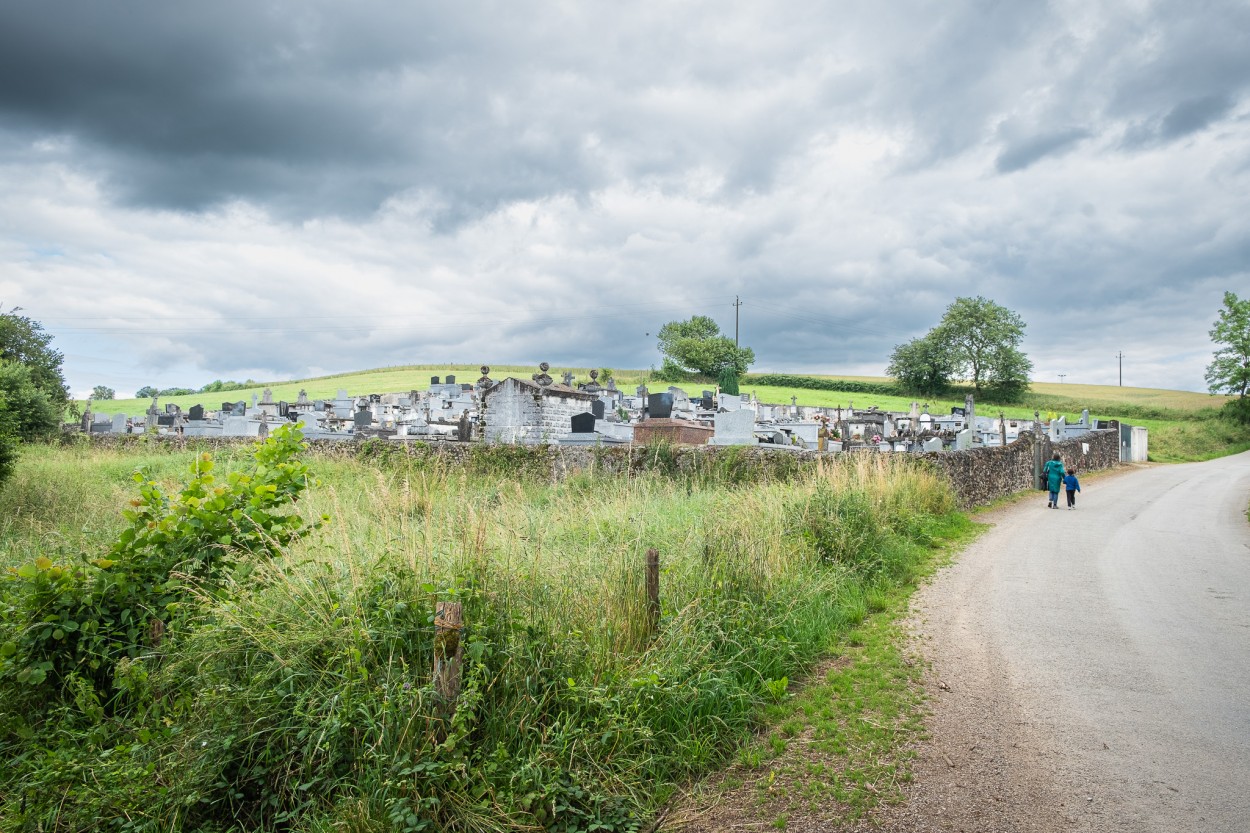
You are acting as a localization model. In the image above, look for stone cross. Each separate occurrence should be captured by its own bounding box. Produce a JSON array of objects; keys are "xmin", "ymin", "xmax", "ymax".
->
[{"xmin": 561, "ymin": 370, "xmax": 574, "ymax": 387}]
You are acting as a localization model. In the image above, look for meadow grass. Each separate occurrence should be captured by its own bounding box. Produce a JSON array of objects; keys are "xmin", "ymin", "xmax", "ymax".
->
[{"xmin": 0, "ymin": 438, "xmax": 961, "ymax": 832}]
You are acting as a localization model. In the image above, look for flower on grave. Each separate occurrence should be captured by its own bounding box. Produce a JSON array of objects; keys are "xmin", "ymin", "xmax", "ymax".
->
[{"xmin": 871, "ymin": 434, "xmax": 882, "ymax": 444}]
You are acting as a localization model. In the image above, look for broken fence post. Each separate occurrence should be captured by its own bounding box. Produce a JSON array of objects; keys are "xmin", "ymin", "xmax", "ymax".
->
[
  {"xmin": 433, "ymin": 601, "xmax": 464, "ymax": 707},
  {"xmin": 646, "ymin": 548, "xmax": 660, "ymax": 637}
]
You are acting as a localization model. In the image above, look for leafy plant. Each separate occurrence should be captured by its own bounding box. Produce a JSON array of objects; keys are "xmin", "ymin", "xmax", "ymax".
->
[{"xmin": 0, "ymin": 424, "xmax": 323, "ymax": 703}]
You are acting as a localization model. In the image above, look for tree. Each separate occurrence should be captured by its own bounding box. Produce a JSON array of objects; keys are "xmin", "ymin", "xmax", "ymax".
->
[
  {"xmin": 92, "ymin": 385, "xmax": 116, "ymax": 400},
  {"xmin": 0, "ymin": 307, "xmax": 69, "ymax": 413},
  {"xmin": 888, "ymin": 296, "xmax": 1032, "ymax": 401},
  {"xmin": 1205, "ymin": 291, "xmax": 1250, "ymax": 400},
  {"xmin": 718, "ymin": 366, "xmax": 740, "ymax": 395},
  {"xmin": 0, "ymin": 361, "xmax": 61, "ymax": 441},
  {"xmin": 933, "ymin": 297, "xmax": 1032, "ymax": 396},
  {"xmin": 656, "ymin": 315, "xmax": 755, "ymax": 379},
  {"xmin": 886, "ymin": 335, "xmax": 956, "ymax": 396},
  {"xmin": 135, "ymin": 385, "xmax": 159, "ymax": 399}
]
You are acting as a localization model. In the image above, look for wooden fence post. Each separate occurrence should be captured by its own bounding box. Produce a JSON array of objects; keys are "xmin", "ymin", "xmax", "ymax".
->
[
  {"xmin": 646, "ymin": 548, "xmax": 660, "ymax": 637},
  {"xmin": 433, "ymin": 601, "xmax": 464, "ymax": 707}
]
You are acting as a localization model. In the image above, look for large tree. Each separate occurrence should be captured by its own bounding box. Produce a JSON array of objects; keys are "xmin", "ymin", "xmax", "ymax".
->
[
  {"xmin": 1205, "ymin": 291, "xmax": 1250, "ymax": 399},
  {"xmin": 888, "ymin": 297, "xmax": 1032, "ymax": 400},
  {"xmin": 885, "ymin": 335, "xmax": 956, "ymax": 396},
  {"xmin": 0, "ymin": 307, "xmax": 69, "ymax": 413},
  {"xmin": 933, "ymin": 296, "xmax": 1032, "ymax": 397},
  {"xmin": 657, "ymin": 315, "xmax": 754, "ymax": 379}
]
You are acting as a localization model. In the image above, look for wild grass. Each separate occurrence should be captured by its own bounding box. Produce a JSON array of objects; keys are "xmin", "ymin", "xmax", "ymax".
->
[{"xmin": 0, "ymin": 439, "xmax": 961, "ymax": 832}]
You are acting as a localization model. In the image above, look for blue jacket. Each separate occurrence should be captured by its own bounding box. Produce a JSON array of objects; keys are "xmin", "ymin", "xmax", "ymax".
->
[{"xmin": 1063, "ymin": 473, "xmax": 1080, "ymax": 491}]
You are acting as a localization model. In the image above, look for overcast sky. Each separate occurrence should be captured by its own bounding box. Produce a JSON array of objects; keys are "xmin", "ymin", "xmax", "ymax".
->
[{"xmin": 2, "ymin": 1, "xmax": 1247, "ymax": 398}]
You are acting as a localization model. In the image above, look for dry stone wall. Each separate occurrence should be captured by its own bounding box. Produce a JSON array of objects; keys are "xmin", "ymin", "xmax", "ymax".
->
[
  {"xmin": 921, "ymin": 429, "xmax": 1120, "ymax": 509},
  {"xmin": 70, "ymin": 427, "xmax": 1122, "ymax": 510}
]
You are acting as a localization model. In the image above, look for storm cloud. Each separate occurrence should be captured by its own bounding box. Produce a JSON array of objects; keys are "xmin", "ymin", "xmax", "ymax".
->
[{"xmin": 1, "ymin": 0, "xmax": 1247, "ymax": 396}]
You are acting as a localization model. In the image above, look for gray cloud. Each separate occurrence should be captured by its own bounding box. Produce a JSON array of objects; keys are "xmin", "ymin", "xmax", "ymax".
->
[{"xmin": 0, "ymin": 1, "xmax": 1247, "ymax": 397}]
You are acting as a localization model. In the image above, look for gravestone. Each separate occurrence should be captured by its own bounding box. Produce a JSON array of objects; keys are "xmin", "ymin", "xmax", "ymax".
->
[
  {"xmin": 166, "ymin": 404, "xmax": 179, "ymax": 414},
  {"xmin": 157, "ymin": 414, "xmax": 176, "ymax": 427},
  {"xmin": 570, "ymin": 412, "xmax": 596, "ymax": 434},
  {"xmin": 188, "ymin": 405, "xmax": 205, "ymax": 421},
  {"xmin": 112, "ymin": 413, "xmax": 128, "ymax": 433},
  {"xmin": 923, "ymin": 437, "xmax": 944, "ymax": 452},
  {"xmin": 954, "ymin": 428, "xmax": 973, "ymax": 450},
  {"xmin": 251, "ymin": 394, "xmax": 259, "ymax": 408},
  {"xmin": 278, "ymin": 402, "xmax": 289, "ymax": 418},
  {"xmin": 369, "ymin": 394, "xmax": 382, "ymax": 403},
  {"xmin": 710, "ymin": 409, "xmax": 757, "ymax": 446},
  {"xmin": 262, "ymin": 388, "xmax": 274, "ymax": 404},
  {"xmin": 222, "ymin": 415, "xmax": 249, "ymax": 436},
  {"xmin": 431, "ymin": 376, "xmax": 440, "ymax": 385},
  {"xmin": 562, "ymin": 371, "xmax": 574, "ymax": 387},
  {"xmin": 591, "ymin": 400, "xmax": 605, "ymax": 420},
  {"xmin": 353, "ymin": 410, "xmax": 372, "ymax": 429},
  {"xmin": 297, "ymin": 389, "xmax": 309, "ymax": 405},
  {"xmin": 445, "ymin": 375, "xmax": 456, "ymax": 385},
  {"xmin": 649, "ymin": 392, "xmax": 674, "ymax": 419}
]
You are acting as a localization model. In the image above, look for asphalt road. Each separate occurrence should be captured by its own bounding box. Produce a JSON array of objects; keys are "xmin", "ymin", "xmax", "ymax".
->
[{"xmin": 946, "ymin": 451, "xmax": 1250, "ymax": 832}]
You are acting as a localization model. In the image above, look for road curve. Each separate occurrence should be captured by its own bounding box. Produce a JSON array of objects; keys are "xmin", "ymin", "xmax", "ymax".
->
[{"xmin": 912, "ymin": 451, "xmax": 1250, "ymax": 832}]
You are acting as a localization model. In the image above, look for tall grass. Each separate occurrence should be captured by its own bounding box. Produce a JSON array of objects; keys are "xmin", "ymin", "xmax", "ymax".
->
[{"xmin": 0, "ymin": 441, "xmax": 961, "ymax": 832}]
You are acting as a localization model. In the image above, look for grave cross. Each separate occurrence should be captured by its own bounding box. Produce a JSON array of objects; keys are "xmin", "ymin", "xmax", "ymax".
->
[{"xmin": 561, "ymin": 370, "xmax": 574, "ymax": 387}]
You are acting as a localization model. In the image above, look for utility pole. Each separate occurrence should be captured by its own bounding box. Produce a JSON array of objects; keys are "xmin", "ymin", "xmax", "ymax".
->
[
  {"xmin": 1058, "ymin": 374, "xmax": 1067, "ymax": 383},
  {"xmin": 1116, "ymin": 352, "xmax": 1124, "ymax": 386},
  {"xmin": 733, "ymin": 295, "xmax": 743, "ymax": 348}
]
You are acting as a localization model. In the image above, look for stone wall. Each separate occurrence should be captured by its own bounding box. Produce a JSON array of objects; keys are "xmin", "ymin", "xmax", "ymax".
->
[
  {"xmin": 481, "ymin": 378, "xmax": 595, "ymax": 444},
  {"xmin": 920, "ymin": 429, "xmax": 1120, "ymax": 509},
  {"xmin": 69, "ymin": 426, "xmax": 1123, "ymax": 510}
]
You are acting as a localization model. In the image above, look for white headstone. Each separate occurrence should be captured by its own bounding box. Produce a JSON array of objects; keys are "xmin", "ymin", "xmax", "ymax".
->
[
  {"xmin": 924, "ymin": 437, "xmax": 944, "ymax": 452},
  {"xmin": 954, "ymin": 428, "xmax": 974, "ymax": 450}
]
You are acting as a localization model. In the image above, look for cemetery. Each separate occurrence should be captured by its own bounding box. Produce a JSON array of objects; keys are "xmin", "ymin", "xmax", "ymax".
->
[
  {"xmin": 73, "ymin": 362, "xmax": 1129, "ymax": 453},
  {"xmin": 67, "ymin": 362, "xmax": 1140, "ymax": 509}
]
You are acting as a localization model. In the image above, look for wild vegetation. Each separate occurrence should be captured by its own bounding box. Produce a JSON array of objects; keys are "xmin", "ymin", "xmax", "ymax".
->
[{"xmin": 0, "ymin": 427, "xmax": 965, "ymax": 832}]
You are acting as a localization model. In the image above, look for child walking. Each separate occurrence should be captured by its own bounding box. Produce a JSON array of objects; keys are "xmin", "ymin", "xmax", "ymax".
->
[{"xmin": 1064, "ymin": 470, "xmax": 1081, "ymax": 509}]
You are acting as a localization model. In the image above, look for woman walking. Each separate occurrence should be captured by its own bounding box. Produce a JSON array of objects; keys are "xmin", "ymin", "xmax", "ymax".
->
[{"xmin": 1043, "ymin": 452, "xmax": 1066, "ymax": 509}]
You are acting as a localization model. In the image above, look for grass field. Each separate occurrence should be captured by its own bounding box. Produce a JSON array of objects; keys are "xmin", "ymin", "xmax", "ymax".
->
[{"xmin": 0, "ymin": 431, "xmax": 974, "ymax": 832}]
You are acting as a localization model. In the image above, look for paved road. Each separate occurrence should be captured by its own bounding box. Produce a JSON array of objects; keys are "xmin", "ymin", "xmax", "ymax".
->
[{"xmin": 938, "ymin": 451, "xmax": 1250, "ymax": 832}]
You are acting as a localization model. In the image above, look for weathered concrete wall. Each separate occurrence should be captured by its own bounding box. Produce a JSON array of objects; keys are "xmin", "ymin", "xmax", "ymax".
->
[{"xmin": 69, "ymin": 426, "xmax": 1122, "ymax": 510}]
